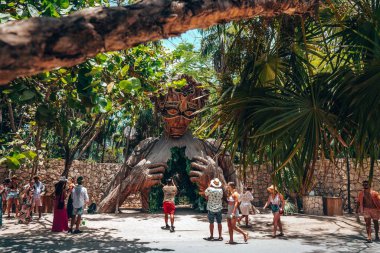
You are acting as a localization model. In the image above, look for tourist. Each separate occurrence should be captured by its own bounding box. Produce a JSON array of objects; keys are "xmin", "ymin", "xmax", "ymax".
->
[
  {"xmin": 1, "ymin": 178, "xmax": 10, "ymax": 214},
  {"xmin": 52, "ymin": 176, "xmax": 69, "ymax": 232},
  {"xmin": 0, "ymin": 180, "xmax": 6, "ymax": 227},
  {"xmin": 18, "ymin": 180, "xmax": 34, "ymax": 224},
  {"xmin": 32, "ymin": 176, "xmax": 45, "ymax": 220},
  {"xmin": 70, "ymin": 176, "xmax": 89, "ymax": 234},
  {"xmin": 66, "ymin": 178, "xmax": 75, "ymax": 223},
  {"xmin": 226, "ymin": 182, "xmax": 249, "ymax": 244},
  {"xmin": 204, "ymin": 178, "xmax": 224, "ymax": 241},
  {"xmin": 6, "ymin": 176, "xmax": 20, "ymax": 218},
  {"xmin": 238, "ymin": 186, "xmax": 254, "ymax": 227},
  {"xmin": 357, "ymin": 180, "xmax": 380, "ymax": 243},
  {"xmin": 263, "ymin": 185, "xmax": 285, "ymax": 238},
  {"xmin": 161, "ymin": 178, "xmax": 177, "ymax": 233}
]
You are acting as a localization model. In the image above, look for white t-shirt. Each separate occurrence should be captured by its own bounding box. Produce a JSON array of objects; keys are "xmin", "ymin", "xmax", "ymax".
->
[
  {"xmin": 33, "ymin": 181, "xmax": 45, "ymax": 199},
  {"xmin": 72, "ymin": 185, "xmax": 89, "ymax": 209}
]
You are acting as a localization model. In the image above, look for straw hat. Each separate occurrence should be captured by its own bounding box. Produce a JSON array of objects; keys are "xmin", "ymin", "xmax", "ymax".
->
[
  {"xmin": 210, "ymin": 178, "xmax": 222, "ymax": 188},
  {"xmin": 267, "ymin": 185, "xmax": 278, "ymax": 192}
]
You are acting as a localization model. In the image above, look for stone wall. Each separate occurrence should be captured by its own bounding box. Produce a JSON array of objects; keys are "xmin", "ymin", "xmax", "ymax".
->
[
  {"xmin": 246, "ymin": 159, "xmax": 380, "ymax": 211},
  {"xmin": 0, "ymin": 159, "xmax": 121, "ymax": 206},
  {"xmin": 302, "ymin": 196, "xmax": 323, "ymax": 215}
]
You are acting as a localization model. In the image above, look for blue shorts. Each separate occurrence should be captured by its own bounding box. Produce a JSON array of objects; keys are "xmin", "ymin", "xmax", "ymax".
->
[
  {"xmin": 73, "ymin": 207, "xmax": 84, "ymax": 216},
  {"xmin": 7, "ymin": 192, "xmax": 19, "ymax": 200},
  {"xmin": 208, "ymin": 210, "xmax": 222, "ymax": 224}
]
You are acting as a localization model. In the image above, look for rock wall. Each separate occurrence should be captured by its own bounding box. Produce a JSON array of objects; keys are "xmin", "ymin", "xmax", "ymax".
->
[
  {"xmin": 246, "ymin": 159, "xmax": 380, "ymax": 211},
  {"xmin": 1, "ymin": 158, "xmax": 378, "ymax": 212},
  {"xmin": 0, "ymin": 159, "xmax": 121, "ymax": 206}
]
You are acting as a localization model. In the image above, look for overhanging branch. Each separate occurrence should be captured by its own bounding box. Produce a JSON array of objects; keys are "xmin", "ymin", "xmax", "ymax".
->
[{"xmin": 0, "ymin": 0, "xmax": 318, "ymax": 85}]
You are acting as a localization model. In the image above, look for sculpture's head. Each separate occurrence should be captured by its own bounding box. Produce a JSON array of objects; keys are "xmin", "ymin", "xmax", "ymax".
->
[{"xmin": 155, "ymin": 75, "xmax": 208, "ymax": 138}]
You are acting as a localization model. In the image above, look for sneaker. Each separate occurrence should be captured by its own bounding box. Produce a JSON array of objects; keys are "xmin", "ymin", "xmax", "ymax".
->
[
  {"xmin": 375, "ymin": 235, "xmax": 379, "ymax": 241},
  {"xmin": 68, "ymin": 228, "xmax": 73, "ymax": 234},
  {"xmin": 73, "ymin": 230, "xmax": 82, "ymax": 234},
  {"xmin": 161, "ymin": 224, "xmax": 170, "ymax": 230},
  {"xmin": 170, "ymin": 226, "xmax": 175, "ymax": 233}
]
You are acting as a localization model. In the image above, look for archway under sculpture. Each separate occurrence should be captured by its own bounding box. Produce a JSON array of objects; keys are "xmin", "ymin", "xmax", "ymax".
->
[{"xmin": 98, "ymin": 75, "xmax": 238, "ymax": 213}]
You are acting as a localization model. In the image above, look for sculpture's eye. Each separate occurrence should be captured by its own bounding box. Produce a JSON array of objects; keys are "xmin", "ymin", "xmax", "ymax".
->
[
  {"xmin": 167, "ymin": 109, "xmax": 179, "ymax": 115},
  {"xmin": 184, "ymin": 110, "xmax": 194, "ymax": 117}
]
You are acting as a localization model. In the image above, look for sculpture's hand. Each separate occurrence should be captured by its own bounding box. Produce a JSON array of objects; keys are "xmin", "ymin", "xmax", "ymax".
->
[
  {"xmin": 189, "ymin": 156, "xmax": 224, "ymax": 194},
  {"xmin": 141, "ymin": 162, "xmax": 167, "ymax": 189}
]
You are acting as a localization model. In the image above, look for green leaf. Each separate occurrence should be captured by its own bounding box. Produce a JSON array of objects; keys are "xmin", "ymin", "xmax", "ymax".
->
[
  {"xmin": 20, "ymin": 90, "xmax": 35, "ymax": 101},
  {"xmin": 23, "ymin": 151, "xmax": 37, "ymax": 160},
  {"xmin": 119, "ymin": 77, "xmax": 141, "ymax": 93},
  {"xmin": 6, "ymin": 156, "xmax": 21, "ymax": 170},
  {"xmin": 59, "ymin": 0, "xmax": 70, "ymax": 9},
  {"xmin": 27, "ymin": 4, "xmax": 40, "ymax": 17},
  {"xmin": 121, "ymin": 65, "xmax": 130, "ymax": 77}
]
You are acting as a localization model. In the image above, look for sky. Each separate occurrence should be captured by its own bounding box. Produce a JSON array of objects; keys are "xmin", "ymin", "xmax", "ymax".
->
[{"xmin": 161, "ymin": 29, "xmax": 202, "ymax": 51}]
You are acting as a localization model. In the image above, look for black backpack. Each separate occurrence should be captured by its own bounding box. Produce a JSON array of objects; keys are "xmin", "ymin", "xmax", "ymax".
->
[{"xmin": 87, "ymin": 202, "xmax": 97, "ymax": 214}]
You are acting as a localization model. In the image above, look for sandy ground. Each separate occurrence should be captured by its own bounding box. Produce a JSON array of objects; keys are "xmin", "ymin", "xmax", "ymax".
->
[{"xmin": 0, "ymin": 208, "xmax": 379, "ymax": 253}]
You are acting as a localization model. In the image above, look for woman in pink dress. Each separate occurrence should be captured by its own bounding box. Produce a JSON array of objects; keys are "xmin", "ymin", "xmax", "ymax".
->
[{"xmin": 52, "ymin": 177, "xmax": 69, "ymax": 232}]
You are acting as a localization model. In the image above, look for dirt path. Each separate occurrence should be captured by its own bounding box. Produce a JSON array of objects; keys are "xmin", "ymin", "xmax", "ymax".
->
[{"xmin": 0, "ymin": 209, "xmax": 378, "ymax": 253}]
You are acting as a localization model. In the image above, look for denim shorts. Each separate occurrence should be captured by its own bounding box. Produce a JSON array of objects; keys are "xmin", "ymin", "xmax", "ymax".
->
[
  {"xmin": 7, "ymin": 191, "xmax": 19, "ymax": 200},
  {"xmin": 208, "ymin": 210, "xmax": 222, "ymax": 224}
]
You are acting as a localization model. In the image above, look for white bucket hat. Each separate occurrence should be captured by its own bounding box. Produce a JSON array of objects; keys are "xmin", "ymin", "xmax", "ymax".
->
[{"xmin": 210, "ymin": 178, "xmax": 222, "ymax": 188}]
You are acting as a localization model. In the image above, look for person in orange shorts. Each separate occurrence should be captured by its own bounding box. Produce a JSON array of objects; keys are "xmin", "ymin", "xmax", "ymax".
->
[
  {"xmin": 357, "ymin": 180, "xmax": 380, "ymax": 243},
  {"xmin": 161, "ymin": 178, "xmax": 178, "ymax": 233}
]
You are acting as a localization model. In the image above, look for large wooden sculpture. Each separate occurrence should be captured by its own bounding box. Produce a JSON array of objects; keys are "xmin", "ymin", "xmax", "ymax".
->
[{"xmin": 98, "ymin": 75, "xmax": 237, "ymax": 213}]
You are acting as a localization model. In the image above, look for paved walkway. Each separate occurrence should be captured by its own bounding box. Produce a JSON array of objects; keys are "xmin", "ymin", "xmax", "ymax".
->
[{"xmin": 0, "ymin": 209, "xmax": 379, "ymax": 253}]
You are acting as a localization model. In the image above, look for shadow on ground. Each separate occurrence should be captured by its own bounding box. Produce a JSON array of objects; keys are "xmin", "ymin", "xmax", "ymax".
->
[{"xmin": 0, "ymin": 226, "xmax": 174, "ymax": 253}]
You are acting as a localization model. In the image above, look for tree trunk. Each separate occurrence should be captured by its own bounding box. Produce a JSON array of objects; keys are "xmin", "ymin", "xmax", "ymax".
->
[
  {"xmin": 346, "ymin": 153, "xmax": 352, "ymax": 213},
  {"xmin": 0, "ymin": 0, "xmax": 318, "ymax": 84}
]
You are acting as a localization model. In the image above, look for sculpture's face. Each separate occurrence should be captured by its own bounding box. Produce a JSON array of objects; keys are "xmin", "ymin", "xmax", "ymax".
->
[
  {"xmin": 156, "ymin": 77, "xmax": 208, "ymax": 138},
  {"xmin": 161, "ymin": 88, "xmax": 198, "ymax": 138}
]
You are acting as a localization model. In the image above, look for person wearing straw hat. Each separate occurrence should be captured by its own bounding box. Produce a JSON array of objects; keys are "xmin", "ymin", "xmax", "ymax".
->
[
  {"xmin": 263, "ymin": 185, "xmax": 285, "ymax": 238},
  {"xmin": 203, "ymin": 178, "xmax": 224, "ymax": 241}
]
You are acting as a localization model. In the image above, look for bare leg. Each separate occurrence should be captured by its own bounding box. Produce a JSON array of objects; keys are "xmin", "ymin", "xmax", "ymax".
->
[
  {"xmin": 373, "ymin": 220, "xmax": 379, "ymax": 240},
  {"xmin": 273, "ymin": 213, "xmax": 278, "ymax": 237},
  {"xmin": 164, "ymin": 213, "xmax": 169, "ymax": 226},
  {"xmin": 227, "ymin": 218, "xmax": 233, "ymax": 243},
  {"xmin": 218, "ymin": 223, "xmax": 222, "ymax": 239},
  {"xmin": 6, "ymin": 199, "xmax": 12, "ymax": 217},
  {"xmin": 75, "ymin": 215, "xmax": 81, "ymax": 230},
  {"xmin": 170, "ymin": 213, "xmax": 174, "ymax": 227},
  {"xmin": 14, "ymin": 199, "xmax": 19, "ymax": 217},
  {"xmin": 70, "ymin": 215, "xmax": 76, "ymax": 230},
  {"xmin": 38, "ymin": 206, "xmax": 42, "ymax": 219},
  {"xmin": 232, "ymin": 217, "xmax": 248, "ymax": 241},
  {"xmin": 277, "ymin": 215, "xmax": 283, "ymax": 235},
  {"xmin": 209, "ymin": 223, "xmax": 214, "ymax": 238},
  {"xmin": 365, "ymin": 218, "xmax": 372, "ymax": 241},
  {"xmin": 245, "ymin": 215, "xmax": 249, "ymax": 226}
]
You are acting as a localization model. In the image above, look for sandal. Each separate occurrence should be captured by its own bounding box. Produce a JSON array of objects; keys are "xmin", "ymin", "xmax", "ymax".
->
[
  {"xmin": 225, "ymin": 240, "xmax": 237, "ymax": 244},
  {"xmin": 203, "ymin": 237, "xmax": 214, "ymax": 241},
  {"xmin": 278, "ymin": 232, "xmax": 284, "ymax": 237},
  {"xmin": 217, "ymin": 237, "xmax": 223, "ymax": 241},
  {"xmin": 366, "ymin": 238, "xmax": 373, "ymax": 243}
]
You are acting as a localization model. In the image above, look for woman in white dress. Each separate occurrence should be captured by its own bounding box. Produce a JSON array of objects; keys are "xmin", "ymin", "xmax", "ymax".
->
[{"xmin": 238, "ymin": 186, "xmax": 254, "ymax": 226}]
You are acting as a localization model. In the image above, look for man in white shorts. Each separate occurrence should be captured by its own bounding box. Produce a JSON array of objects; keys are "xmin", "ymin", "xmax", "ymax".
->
[{"xmin": 32, "ymin": 176, "xmax": 45, "ymax": 220}]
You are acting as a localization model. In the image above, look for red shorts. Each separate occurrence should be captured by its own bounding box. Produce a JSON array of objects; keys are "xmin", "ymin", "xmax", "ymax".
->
[{"xmin": 163, "ymin": 201, "xmax": 176, "ymax": 214}]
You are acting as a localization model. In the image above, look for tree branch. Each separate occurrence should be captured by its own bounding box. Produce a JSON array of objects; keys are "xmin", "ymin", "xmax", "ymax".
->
[{"xmin": 0, "ymin": 0, "xmax": 318, "ymax": 85}]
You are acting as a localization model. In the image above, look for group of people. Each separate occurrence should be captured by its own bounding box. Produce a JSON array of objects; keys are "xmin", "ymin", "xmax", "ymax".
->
[
  {"xmin": 0, "ymin": 176, "xmax": 45, "ymax": 226},
  {"xmin": 52, "ymin": 176, "xmax": 89, "ymax": 234},
  {"xmin": 159, "ymin": 177, "xmax": 286, "ymax": 244}
]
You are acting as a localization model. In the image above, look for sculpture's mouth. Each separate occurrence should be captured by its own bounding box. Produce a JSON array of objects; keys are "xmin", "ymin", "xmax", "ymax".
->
[{"xmin": 169, "ymin": 127, "xmax": 187, "ymax": 137}]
